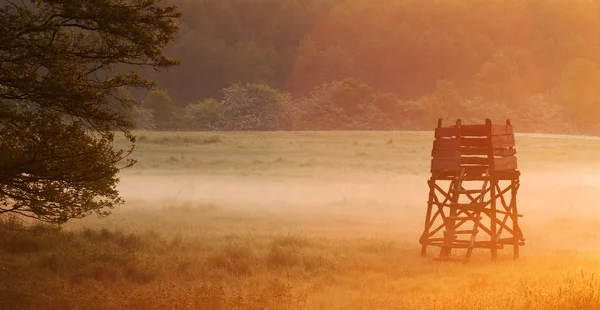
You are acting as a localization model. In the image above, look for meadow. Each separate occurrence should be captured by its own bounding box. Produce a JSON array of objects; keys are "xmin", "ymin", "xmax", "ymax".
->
[{"xmin": 3, "ymin": 131, "xmax": 600, "ymax": 309}]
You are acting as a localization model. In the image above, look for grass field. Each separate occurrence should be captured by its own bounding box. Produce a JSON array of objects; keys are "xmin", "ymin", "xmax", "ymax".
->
[{"xmin": 3, "ymin": 130, "xmax": 600, "ymax": 309}]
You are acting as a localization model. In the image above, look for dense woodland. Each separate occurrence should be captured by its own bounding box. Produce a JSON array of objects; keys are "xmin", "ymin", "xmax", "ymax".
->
[{"xmin": 127, "ymin": 0, "xmax": 600, "ymax": 133}]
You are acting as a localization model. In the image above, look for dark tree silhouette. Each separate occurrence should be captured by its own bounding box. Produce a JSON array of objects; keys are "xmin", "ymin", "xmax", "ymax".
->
[{"xmin": 0, "ymin": 0, "xmax": 180, "ymax": 223}]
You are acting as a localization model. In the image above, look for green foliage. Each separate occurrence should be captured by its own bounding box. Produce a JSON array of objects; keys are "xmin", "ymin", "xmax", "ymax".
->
[
  {"xmin": 0, "ymin": 0, "xmax": 180, "ymax": 223},
  {"xmin": 142, "ymin": 89, "xmax": 179, "ymax": 130},
  {"xmin": 557, "ymin": 59, "xmax": 600, "ymax": 132},
  {"xmin": 139, "ymin": 0, "xmax": 600, "ymax": 133},
  {"xmin": 419, "ymin": 80, "xmax": 468, "ymax": 125},
  {"xmin": 298, "ymin": 78, "xmax": 394, "ymax": 130},
  {"xmin": 109, "ymin": 87, "xmax": 157, "ymax": 130},
  {"xmin": 183, "ymin": 98, "xmax": 224, "ymax": 131},
  {"xmin": 130, "ymin": 106, "xmax": 157, "ymax": 130},
  {"xmin": 474, "ymin": 51, "xmax": 527, "ymax": 106},
  {"xmin": 173, "ymin": 78, "xmax": 448, "ymax": 132},
  {"xmin": 218, "ymin": 83, "xmax": 293, "ymax": 131},
  {"xmin": 463, "ymin": 97, "xmax": 514, "ymax": 125},
  {"xmin": 514, "ymin": 94, "xmax": 575, "ymax": 134}
]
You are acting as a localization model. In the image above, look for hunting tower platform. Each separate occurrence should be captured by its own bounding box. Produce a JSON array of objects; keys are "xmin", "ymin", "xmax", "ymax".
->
[{"xmin": 419, "ymin": 119, "xmax": 525, "ymax": 262}]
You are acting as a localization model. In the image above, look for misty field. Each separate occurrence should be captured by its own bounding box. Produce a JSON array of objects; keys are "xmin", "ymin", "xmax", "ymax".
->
[{"xmin": 4, "ymin": 131, "xmax": 600, "ymax": 309}]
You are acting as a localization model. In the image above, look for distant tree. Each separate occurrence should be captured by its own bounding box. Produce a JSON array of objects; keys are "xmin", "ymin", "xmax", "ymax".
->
[
  {"xmin": 419, "ymin": 79, "xmax": 468, "ymax": 124},
  {"xmin": 298, "ymin": 78, "xmax": 392, "ymax": 130},
  {"xmin": 35, "ymin": 0, "xmax": 600, "ymax": 134},
  {"xmin": 557, "ymin": 58, "xmax": 600, "ymax": 132},
  {"xmin": 463, "ymin": 97, "xmax": 513, "ymax": 125},
  {"xmin": 130, "ymin": 106, "xmax": 157, "ymax": 130},
  {"xmin": 371, "ymin": 93, "xmax": 405, "ymax": 129},
  {"xmin": 130, "ymin": 0, "xmax": 600, "ymax": 131},
  {"xmin": 182, "ymin": 98, "xmax": 223, "ymax": 130},
  {"xmin": 287, "ymin": 37, "xmax": 358, "ymax": 95},
  {"xmin": 474, "ymin": 52, "xmax": 526, "ymax": 106},
  {"xmin": 0, "ymin": 0, "xmax": 180, "ymax": 223},
  {"xmin": 218, "ymin": 83, "xmax": 292, "ymax": 131},
  {"xmin": 514, "ymin": 94, "xmax": 574, "ymax": 134},
  {"xmin": 396, "ymin": 100, "xmax": 428, "ymax": 130},
  {"xmin": 142, "ymin": 89, "xmax": 179, "ymax": 130},
  {"xmin": 109, "ymin": 87, "xmax": 156, "ymax": 130},
  {"xmin": 228, "ymin": 41, "xmax": 278, "ymax": 86}
]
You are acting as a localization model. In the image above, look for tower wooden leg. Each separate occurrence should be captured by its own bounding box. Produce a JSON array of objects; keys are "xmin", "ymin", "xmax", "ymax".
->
[
  {"xmin": 440, "ymin": 247, "xmax": 451, "ymax": 259},
  {"xmin": 420, "ymin": 179, "xmax": 436, "ymax": 258},
  {"xmin": 511, "ymin": 179, "xmax": 520, "ymax": 260},
  {"xmin": 490, "ymin": 178, "xmax": 498, "ymax": 261},
  {"xmin": 491, "ymin": 248, "xmax": 498, "ymax": 261}
]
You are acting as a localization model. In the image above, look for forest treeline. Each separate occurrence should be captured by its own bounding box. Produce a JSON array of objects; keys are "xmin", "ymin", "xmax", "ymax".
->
[{"xmin": 128, "ymin": 0, "xmax": 600, "ymax": 133}]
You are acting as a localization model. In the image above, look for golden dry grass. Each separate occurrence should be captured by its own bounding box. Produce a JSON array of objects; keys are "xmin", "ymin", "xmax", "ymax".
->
[{"xmin": 3, "ymin": 130, "xmax": 600, "ymax": 309}]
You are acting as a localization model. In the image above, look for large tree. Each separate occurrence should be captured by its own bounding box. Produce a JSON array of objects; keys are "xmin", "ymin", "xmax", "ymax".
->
[{"xmin": 0, "ymin": 0, "xmax": 180, "ymax": 223}]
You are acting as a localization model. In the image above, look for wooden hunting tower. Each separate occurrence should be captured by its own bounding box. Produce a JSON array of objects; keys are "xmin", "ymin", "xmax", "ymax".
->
[{"xmin": 419, "ymin": 119, "xmax": 525, "ymax": 262}]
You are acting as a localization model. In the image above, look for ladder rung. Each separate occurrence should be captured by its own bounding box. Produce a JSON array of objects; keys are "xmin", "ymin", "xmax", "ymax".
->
[
  {"xmin": 437, "ymin": 243, "xmax": 503, "ymax": 249},
  {"xmin": 446, "ymin": 216, "xmax": 482, "ymax": 221},
  {"xmin": 497, "ymin": 238, "xmax": 526, "ymax": 245},
  {"xmin": 449, "ymin": 203, "xmax": 485, "ymax": 209},
  {"xmin": 450, "ymin": 188, "xmax": 485, "ymax": 194},
  {"xmin": 449, "ymin": 229, "xmax": 479, "ymax": 235},
  {"xmin": 439, "ymin": 243, "xmax": 473, "ymax": 249}
]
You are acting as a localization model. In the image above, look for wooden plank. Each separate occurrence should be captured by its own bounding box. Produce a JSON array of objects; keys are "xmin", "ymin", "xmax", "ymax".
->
[
  {"xmin": 431, "ymin": 149, "xmax": 461, "ymax": 158},
  {"xmin": 449, "ymin": 203, "xmax": 486, "ymax": 209},
  {"xmin": 461, "ymin": 125, "xmax": 487, "ymax": 136},
  {"xmin": 425, "ymin": 238, "xmax": 449, "ymax": 243},
  {"xmin": 429, "ymin": 202, "xmax": 485, "ymax": 209},
  {"xmin": 433, "ymin": 138, "xmax": 460, "ymax": 150},
  {"xmin": 433, "ymin": 166, "xmax": 517, "ymax": 179},
  {"xmin": 435, "ymin": 124, "xmax": 514, "ymax": 137},
  {"xmin": 446, "ymin": 215, "xmax": 482, "ymax": 220},
  {"xmin": 461, "ymin": 156, "xmax": 490, "ymax": 165},
  {"xmin": 450, "ymin": 189, "xmax": 485, "ymax": 194},
  {"xmin": 431, "ymin": 158, "xmax": 461, "ymax": 172},
  {"xmin": 494, "ymin": 156, "xmax": 517, "ymax": 171},
  {"xmin": 452, "ymin": 230, "xmax": 479, "ymax": 234},
  {"xmin": 459, "ymin": 148, "xmax": 487, "ymax": 156},
  {"xmin": 496, "ymin": 170, "xmax": 521, "ymax": 180},
  {"xmin": 462, "ymin": 137, "xmax": 487, "ymax": 148},
  {"xmin": 461, "ymin": 148, "xmax": 516, "ymax": 157},
  {"xmin": 434, "ymin": 148, "xmax": 516, "ymax": 157},
  {"xmin": 497, "ymin": 238, "xmax": 525, "ymax": 246},
  {"xmin": 491, "ymin": 135, "xmax": 515, "ymax": 148},
  {"xmin": 491, "ymin": 125, "xmax": 513, "ymax": 136},
  {"xmin": 435, "ymin": 127, "xmax": 459, "ymax": 138}
]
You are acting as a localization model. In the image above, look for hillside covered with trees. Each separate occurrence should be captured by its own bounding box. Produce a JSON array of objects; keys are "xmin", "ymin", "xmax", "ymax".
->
[{"xmin": 130, "ymin": 0, "xmax": 600, "ymax": 134}]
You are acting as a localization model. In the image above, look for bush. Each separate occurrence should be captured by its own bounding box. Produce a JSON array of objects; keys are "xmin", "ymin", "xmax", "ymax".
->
[
  {"xmin": 130, "ymin": 106, "xmax": 157, "ymax": 130},
  {"xmin": 297, "ymin": 78, "xmax": 397, "ymax": 130},
  {"xmin": 217, "ymin": 83, "xmax": 294, "ymax": 131},
  {"xmin": 183, "ymin": 98, "xmax": 224, "ymax": 130},
  {"xmin": 514, "ymin": 94, "xmax": 576, "ymax": 133},
  {"xmin": 142, "ymin": 89, "xmax": 179, "ymax": 130}
]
